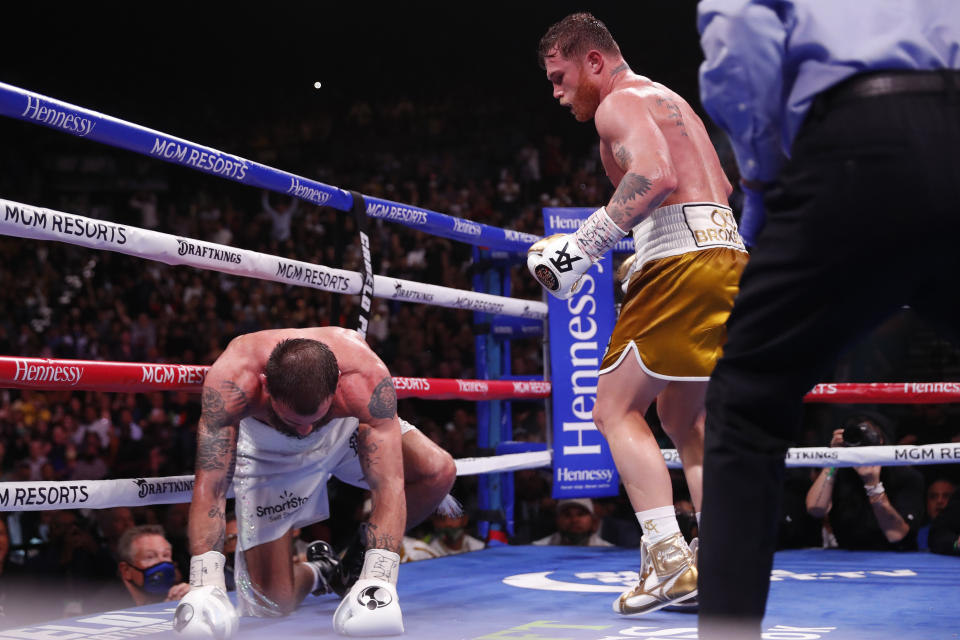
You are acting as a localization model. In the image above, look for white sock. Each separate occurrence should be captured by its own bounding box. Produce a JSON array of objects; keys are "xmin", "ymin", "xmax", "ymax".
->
[
  {"xmin": 304, "ymin": 561, "xmax": 322, "ymax": 593},
  {"xmin": 637, "ymin": 506, "xmax": 681, "ymax": 545}
]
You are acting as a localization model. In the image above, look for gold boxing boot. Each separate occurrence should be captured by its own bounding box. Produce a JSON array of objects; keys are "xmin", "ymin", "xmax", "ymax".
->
[
  {"xmin": 613, "ymin": 532, "xmax": 698, "ymax": 616},
  {"xmin": 663, "ymin": 537, "xmax": 698, "ymax": 612}
]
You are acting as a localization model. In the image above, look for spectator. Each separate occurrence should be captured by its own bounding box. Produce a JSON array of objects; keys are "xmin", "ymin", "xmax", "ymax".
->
[
  {"xmin": 918, "ymin": 478, "xmax": 956, "ymax": 550},
  {"xmin": 0, "ymin": 515, "xmax": 45, "ymax": 627},
  {"xmin": 593, "ymin": 494, "xmax": 642, "ymax": 548},
  {"xmin": 511, "ymin": 468, "xmax": 555, "ymax": 544},
  {"xmin": 805, "ymin": 420, "xmax": 924, "ymax": 550},
  {"xmin": 74, "ymin": 404, "xmax": 111, "ymax": 449},
  {"xmin": 423, "ymin": 510, "xmax": 485, "ymax": 557},
  {"xmin": 71, "ymin": 431, "xmax": 109, "ymax": 481},
  {"xmin": 260, "ymin": 190, "xmax": 300, "ymax": 243},
  {"xmin": 96, "ymin": 507, "xmax": 137, "ymax": 563},
  {"xmin": 25, "ymin": 510, "xmax": 102, "ymax": 614},
  {"xmin": 26, "ymin": 437, "xmax": 48, "ymax": 480},
  {"xmin": 533, "ymin": 498, "xmax": 613, "ymax": 547},
  {"xmin": 163, "ymin": 502, "xmax": 191, "ymax": 580},
  {"xmin": 929, "ymin": 490, "xmax": 960, "ymax": 556},
  {"xmin": 106, "ymin": 525, "xmax": 190, "ymax": 608}
]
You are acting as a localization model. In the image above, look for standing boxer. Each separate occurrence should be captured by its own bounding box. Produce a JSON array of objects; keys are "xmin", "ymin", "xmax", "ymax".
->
[{"xmin": 527, "ymin": 12, "xmax": 747, "ymax": 615}]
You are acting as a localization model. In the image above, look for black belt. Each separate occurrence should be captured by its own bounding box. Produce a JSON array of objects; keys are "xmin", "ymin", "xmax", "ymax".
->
[{"xmin": 818, "ymin": 70, "xmax": 960, "ymax": 110}]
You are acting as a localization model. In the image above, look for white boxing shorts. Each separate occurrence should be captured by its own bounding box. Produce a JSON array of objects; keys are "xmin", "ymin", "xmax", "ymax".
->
[{"xmin": 232, "ymin": 416, "xmax": 417, "ymax": 617}]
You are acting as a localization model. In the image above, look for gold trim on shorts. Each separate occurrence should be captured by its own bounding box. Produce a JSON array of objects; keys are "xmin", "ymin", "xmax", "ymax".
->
[{"xmin": 600, "ymin": 247, "xmax": 747, "ymax": 380}]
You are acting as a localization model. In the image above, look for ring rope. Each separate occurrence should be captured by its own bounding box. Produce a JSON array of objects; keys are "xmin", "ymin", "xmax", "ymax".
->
[
  {"xmin": 0, "ymin": 81, "xmax": 551, "ymax": 254},
  {"xmin": 0, "ymin": 450, "xmax": 556, "ymax": 513},
  {"xmin": 0, "ymin": 356, "xmax": 551, "ymax": 400},
  {"xmin": 0, "ymin": 196, "xmax": 547, "ymax": 320},
  {"xmin": 4, "ymin": 443, "xmax": 957, "ymax": 513},
  {"xmin": 3, "ymin": 355, "xmax": 958, "ymax": 404}
]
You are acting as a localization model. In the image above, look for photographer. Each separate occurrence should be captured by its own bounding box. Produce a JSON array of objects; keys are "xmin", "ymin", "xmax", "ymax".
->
[{"xmin": 805, "ymin": 417, "xmax": 924, "ymax": 550}]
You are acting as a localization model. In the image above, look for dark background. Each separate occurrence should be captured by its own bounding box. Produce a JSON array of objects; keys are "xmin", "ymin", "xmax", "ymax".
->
[{"xmin": 1, "ymin": 3, "xmax": 704, "ymax": 162}]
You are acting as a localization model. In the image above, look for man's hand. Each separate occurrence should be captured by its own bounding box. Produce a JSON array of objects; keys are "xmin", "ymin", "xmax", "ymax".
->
[
  {"xmin": 333, "ymin": 579, "xmax": 403, "ymax": 636},
  {"xmin": 528, "ymin": 206, "xmax": 627, "ymax": 300},
  {"xmin": 173, "ymin": 585, "xmax": 238, "ymax": 639},
  {"xmin": 166, "ymin": 582, "xmax": 191, "ymax": 602},
  {"xmin": 829, "ymin": 428, "xmax": 845, "ymax": 448},
  {"xmin": 855, "ymin": 465, "xmax": 882, "ymax": 486},
  {"xmin": 527, "ymin": 233, "xmax": 593, "ymax": 299}
]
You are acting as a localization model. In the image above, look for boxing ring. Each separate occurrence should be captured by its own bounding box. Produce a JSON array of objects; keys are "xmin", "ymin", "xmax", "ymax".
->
[
  {"xmin": 2, "ymin": 82, "xmax": 960, "ymax": 640},
  {"xmin": 1, "ymin": 545, "xmax": 957, "ymax": 639}
]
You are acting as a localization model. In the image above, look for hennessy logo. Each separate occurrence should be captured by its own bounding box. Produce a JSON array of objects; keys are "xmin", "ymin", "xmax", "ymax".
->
[{"xmin": 549, "ymin": 242, "xmax": 582, "ymax": 273}]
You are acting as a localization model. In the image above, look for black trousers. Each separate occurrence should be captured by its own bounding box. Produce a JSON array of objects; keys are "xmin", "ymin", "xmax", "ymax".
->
[{"xmin": 698, "ymin": 83, "xmax": 960, "ymax": 638}]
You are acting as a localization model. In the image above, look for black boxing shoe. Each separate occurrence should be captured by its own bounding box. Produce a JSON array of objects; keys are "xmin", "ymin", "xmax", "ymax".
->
[
  {"xmin": 332, "ymin": 522, "xmax": 369, "ymax": 597},
  {"xmin": 306, "ymin": 540, "xmax": 339, "ymax": 596}
]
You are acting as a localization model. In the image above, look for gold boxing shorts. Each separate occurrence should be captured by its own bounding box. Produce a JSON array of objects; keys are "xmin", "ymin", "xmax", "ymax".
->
[{"xmin": 599, "ymin": 246, "xmax": 747, "ymax": 380}]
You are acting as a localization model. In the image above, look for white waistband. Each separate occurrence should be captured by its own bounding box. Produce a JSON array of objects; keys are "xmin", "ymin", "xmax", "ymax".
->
[{"xmin": 631, "ymin": 202, "xmax": 745, "ymax": 269}]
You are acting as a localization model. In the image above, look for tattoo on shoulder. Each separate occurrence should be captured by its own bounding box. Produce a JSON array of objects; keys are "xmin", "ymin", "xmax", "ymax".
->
[
  {"xmin": 221, "ymin": 380, "xmax": 249, "ymax": 413},
  {"xmin": 368, "ymin": 377, "xmax": 397, "ymax": 419},
  {"xmin": 656, "ymin": 96, "xmax": 689, "ymax": 137},
  {"xmin": 200, "ymin": 381, "xmax": 248, "ymax": 432},
  {"xmin": 612, "ymin": 143, "xmax": 632, "ymax": 172}
]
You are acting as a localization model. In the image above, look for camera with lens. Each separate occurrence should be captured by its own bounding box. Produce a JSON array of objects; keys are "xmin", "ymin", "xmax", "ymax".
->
[{"xmin": 841, "ymin": 419, "xmax": 886, "ymax": 447}]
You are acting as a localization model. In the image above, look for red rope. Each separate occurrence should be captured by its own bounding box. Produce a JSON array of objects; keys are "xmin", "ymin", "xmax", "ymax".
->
[
  {"xmin": 0, "ymin": 357, "xmax": 550, "ymax": 400},
  {"xmin": 2, "ymin": 356, "xmax": 957, "ymax": 403}
]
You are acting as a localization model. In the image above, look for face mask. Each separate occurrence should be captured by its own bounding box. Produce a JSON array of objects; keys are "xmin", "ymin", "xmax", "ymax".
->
[
  {"xmin": 133, "ymin": 561, "xmax": 176, "ymax": 594},
  {"xmin": 435, "ymin": 526, "xmax": 464, "ymax": 542},
  {"xmin": 559, "ymin": 530, "xmax": 592, "ymax": 546}
]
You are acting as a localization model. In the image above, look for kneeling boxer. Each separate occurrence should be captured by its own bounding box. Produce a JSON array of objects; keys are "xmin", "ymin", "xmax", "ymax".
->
[{"xmin": 173, "ymin": 327, "xmax": 456, "ymax": 638}]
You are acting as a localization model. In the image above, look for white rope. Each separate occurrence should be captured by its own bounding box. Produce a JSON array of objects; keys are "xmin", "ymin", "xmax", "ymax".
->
[
  {"xmin": 455, "ymin": 450, "xmax": 553, "ymax": 476},
  {"xmin": 3, "ymin": 443, "xmax": 957, "ymax": 512},
  {"xmin": 661, "ymin": 442, "xmax": 960, "ymax": 469},
  {"xmin": 0, "ymin": 197, "xmax": 547, "ymax": 319}
]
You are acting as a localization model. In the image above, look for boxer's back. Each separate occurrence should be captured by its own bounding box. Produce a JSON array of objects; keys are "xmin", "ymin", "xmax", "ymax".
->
[{"xmin": 599, "ymin": 79, "xmax": 731, "ymax": 207}]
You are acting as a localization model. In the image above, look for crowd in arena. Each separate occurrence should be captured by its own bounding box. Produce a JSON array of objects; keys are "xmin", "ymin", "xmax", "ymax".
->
[{"xmin": 1, "ymin": 88, "xmax": 959, "ymax": 627}]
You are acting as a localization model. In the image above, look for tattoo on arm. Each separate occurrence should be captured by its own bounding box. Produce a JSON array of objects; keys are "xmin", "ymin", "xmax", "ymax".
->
[
  {"xmin": 368, "ymin": 377, "xmax": 397, "ymax": 419},
  {"xmin": 203, "ymin": 523, "xmax": 226, "ymax": 553},
  {"xmin": 364, "ymin": 523, "xmax": 400, "ymax": 554},
  {"xmin": 612, "ymin": 173, "xmax": 653, "ymax": 205},
  {"xmin": 608, "ymin": 173, "xmax": 666, "ymax": 229},
  {"xmin": 201, "ymin": 387, "xmax": 228, "ymax": 430},
  {"xmin": 356, "ymin": 427, "xmax": 380, "ymax": 475},
  {"xmin": 195, "ymin": 423, "xmax": 236, "ymax": 472}
]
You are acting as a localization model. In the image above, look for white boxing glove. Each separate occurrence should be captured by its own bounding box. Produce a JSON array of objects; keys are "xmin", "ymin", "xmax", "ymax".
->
[
  {"xmin": 173, "ymin": 585, "xmax": 239, "ymax": 640},
  {"xmin": 527, "ymin": 233, "xmax": 592, "ymax": 299},
  {"xmin": 333, "ymin": 548, "xmax": 403, "ymax": 637},
  {"xmin": 527, "ymin": 206, "xmax": 627, "ymax": 300},
  {"xmin": 333, "ymin": 578, "xmax": 403, "ymax": 637}
]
